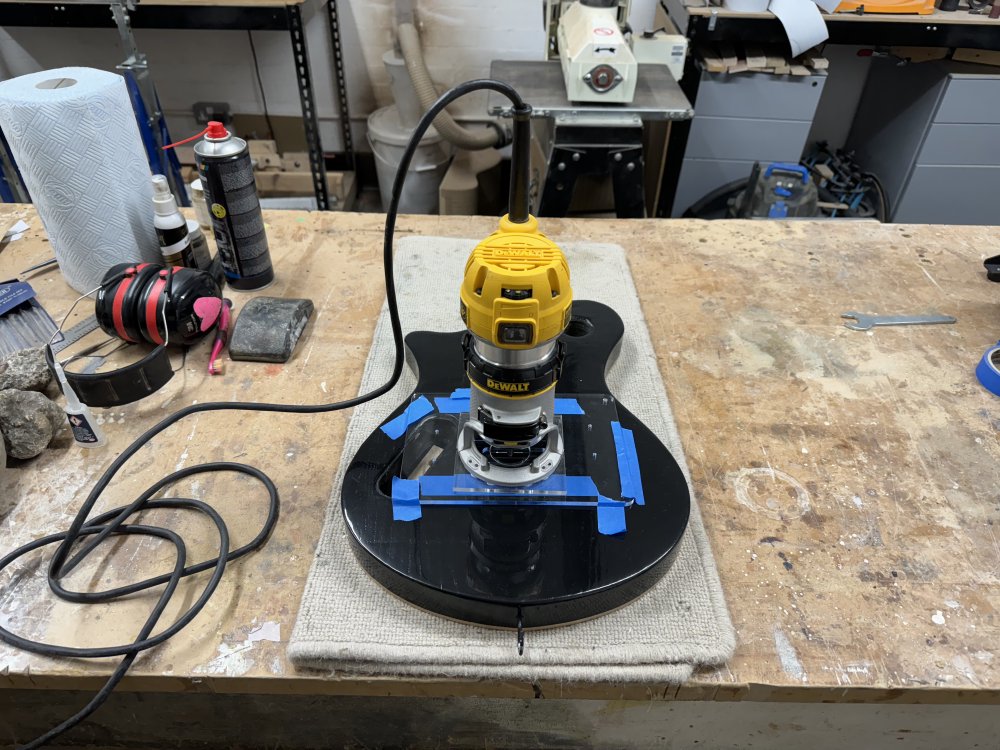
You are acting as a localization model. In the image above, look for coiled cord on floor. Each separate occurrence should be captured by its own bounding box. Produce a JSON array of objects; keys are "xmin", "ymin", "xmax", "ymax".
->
[{"xmin": 0, "ymin": 78, "xmax": 528, "ymax": 750}]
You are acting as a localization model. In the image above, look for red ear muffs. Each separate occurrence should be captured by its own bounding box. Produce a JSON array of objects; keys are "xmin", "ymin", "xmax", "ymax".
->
[
  {"xmin": 96, "ymin": 263, "xmax": 222, "ymax": 347},
  {"xmin": 121, "ymin": 264, "xmax": 161, "ymax": 343}
]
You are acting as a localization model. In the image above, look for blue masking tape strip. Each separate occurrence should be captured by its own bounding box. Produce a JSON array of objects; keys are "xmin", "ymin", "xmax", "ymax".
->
[
  {"xmin": 419, "ymin": 473, "xmax": 599, "ymax": 497},
  {"xmin": 597, "ymin": 497, "xmax": 628, "ymax": 535},
  {"xmin": 611, "ymin": 421, "xmax": 644, "ymax": 505},
  {"xmin": 450, "ymin": 388, "xmax": 471, "ymax": 398},
  {"xmin": 433, "ymin": 397, "xmax": 468, "ymax": 413},
  {"xmin": 433, "ymin": 393, "xmax": 584, "ymax": 415},
  {"xmin": 390, "ymin": 477, "xmax": 422, "ymax": 521},
  {"xmin": 380, "ymin": 396, "xmax": 434, "ymax": 440},
  {"xmin": 621, "ymin": 426, "xmax": 645, "ymax": 506},
  {"xmin": 555, "ymin": 398, "xmax": 585, "ymax": 415},
  {"xmin": 418, "ymin": 474, "xmax": 626, "ymax": 534}
]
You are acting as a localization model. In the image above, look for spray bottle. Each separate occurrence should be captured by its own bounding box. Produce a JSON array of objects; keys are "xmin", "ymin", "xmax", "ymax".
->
[
  {"xmin": 152, "ymin": 174, "xmax": 194, "ymax": 268},
  {"xmin": 52, "ymin": 359, "xmax": 107, "ymax": 449}
]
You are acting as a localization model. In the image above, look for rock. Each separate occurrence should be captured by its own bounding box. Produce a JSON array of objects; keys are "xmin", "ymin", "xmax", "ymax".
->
[
  {"xmin": 0, "ymin": 348, "xmax": 52, "ymax": 392},
  {"xmin": 0, "ymin": 388, "xmax": 60, "ymax": 460},
  {"xmin": 0, "ymin": 437, "xmax": 11, "ymax": 520}
]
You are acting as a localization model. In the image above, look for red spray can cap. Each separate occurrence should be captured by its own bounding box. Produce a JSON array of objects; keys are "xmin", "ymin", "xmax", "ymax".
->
[{"xmin": 162, "ymin": 121, "xmax": 230, "ymax": 149}]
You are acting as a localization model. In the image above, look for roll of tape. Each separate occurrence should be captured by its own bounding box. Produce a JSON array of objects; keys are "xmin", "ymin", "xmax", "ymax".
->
[{"xmin": 975, "ymin": 341, "xmax": 1000, "ymax": 397}]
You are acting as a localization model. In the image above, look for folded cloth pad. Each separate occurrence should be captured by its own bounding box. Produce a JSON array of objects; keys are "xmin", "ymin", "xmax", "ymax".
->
[{"xmin": 289, "ymin": 237, "xmax": 735, "ymax": 683}]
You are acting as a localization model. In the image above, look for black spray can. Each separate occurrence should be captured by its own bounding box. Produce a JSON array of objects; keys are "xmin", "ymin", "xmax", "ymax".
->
[{"xmin": 194, "ymin": 121, "xmax": 274, "ymax": 290}]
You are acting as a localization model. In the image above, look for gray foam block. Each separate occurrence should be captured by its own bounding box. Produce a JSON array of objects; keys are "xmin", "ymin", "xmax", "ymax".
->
[{"xmin": 229, "ymin": 297, "xmax": 314, "ymax": 363}]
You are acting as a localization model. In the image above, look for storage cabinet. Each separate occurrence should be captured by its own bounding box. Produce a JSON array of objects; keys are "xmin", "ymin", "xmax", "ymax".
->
[{"xmin": 848, "ymin": 60, "xmax": 1000, "ymax": 225}]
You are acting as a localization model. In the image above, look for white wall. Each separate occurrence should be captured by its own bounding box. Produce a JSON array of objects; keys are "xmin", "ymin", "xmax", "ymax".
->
[{"xmin": 0, "ymin": 0, "xmax": 546, "ymax": 153}]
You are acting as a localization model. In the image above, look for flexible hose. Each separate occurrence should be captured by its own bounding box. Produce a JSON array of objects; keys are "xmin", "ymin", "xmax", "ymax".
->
[
  {"xmin": 397, "ymin": 23, "xmax": 501, "ymax": 151},
  {"xmin": 0, "ymin": 78, "xmax": 528, "ymax": 750}
]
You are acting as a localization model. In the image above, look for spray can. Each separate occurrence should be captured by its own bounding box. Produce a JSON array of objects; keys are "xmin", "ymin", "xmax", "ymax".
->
[
  {"xmin": 152, "ymin": 174, "xmax": 194, "ymax": 268},
  {"xmin": 193, "ymin": 121, "xmax": 274, "ymax": 290}
]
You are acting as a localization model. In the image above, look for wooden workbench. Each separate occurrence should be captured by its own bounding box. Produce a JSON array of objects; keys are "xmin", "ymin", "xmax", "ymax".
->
[{"xmin": 1, "ymin": 206, "xmax": 999, "ymax": 747}]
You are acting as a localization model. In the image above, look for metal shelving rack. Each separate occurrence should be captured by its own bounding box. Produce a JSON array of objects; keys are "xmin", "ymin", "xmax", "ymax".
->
[{"xmin": 1, "ymin": 0, "xmax": 355, "ymax": 211}]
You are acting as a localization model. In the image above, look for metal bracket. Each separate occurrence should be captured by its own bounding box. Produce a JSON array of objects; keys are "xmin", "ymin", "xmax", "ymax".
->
[
  {"xmin": 325, "ymin": 0, "xmax": 355, "ymax": 169},
  {"xmin": 287, "ymin": 5, "xmax": 330, "ymax": 211},
  {"xmin": 110, "ymin": 0, "xmax": 188, "ymax": 204}
]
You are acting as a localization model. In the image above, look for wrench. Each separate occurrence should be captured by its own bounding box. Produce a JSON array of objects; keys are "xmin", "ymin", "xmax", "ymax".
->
[{"xmin": 841, "ymin": 311, "xmax": 957, "ymax": 331}]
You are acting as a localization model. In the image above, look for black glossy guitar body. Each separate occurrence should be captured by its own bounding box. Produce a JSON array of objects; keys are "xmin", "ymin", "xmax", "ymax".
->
[{"xmin": 342, "ymin": 301, "xmax": 690, "ymax": 629}]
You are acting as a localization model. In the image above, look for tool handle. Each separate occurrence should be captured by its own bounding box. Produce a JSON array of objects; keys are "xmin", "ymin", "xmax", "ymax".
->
[{"xmin": 764, "ymin": 162, "xmax": 809, "ymax": 184}]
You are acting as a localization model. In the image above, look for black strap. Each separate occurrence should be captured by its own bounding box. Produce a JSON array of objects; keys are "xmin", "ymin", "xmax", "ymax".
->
[{"xmin": 46, "ymin": 344, "xmax": 174, "ymax": 408}]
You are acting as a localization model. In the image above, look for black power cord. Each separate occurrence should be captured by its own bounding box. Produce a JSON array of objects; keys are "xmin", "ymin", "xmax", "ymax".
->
[
  {"xmin": 247, "ymin": 31, "xmax": 277, "ymax": 141},
  {"xmin": 0, "ymin": 78, "xmax": 528, "ymax": 750}
]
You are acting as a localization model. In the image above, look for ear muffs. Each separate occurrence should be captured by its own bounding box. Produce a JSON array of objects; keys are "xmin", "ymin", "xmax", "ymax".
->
[{"xmin": 96, "ymin": 263, "xmax": 223, "ymax": 347}]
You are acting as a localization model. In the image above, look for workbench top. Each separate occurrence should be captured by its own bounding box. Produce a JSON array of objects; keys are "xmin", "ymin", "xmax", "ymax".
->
[{"xmin": 1, "ymin": 205, "xmax": 999, "ymax": 705}]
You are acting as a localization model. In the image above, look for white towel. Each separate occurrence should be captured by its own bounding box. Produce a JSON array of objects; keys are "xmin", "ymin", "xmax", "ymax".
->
[{"xmin": 289, "ymin": 237, "xmax": 734, "ymax": 682}]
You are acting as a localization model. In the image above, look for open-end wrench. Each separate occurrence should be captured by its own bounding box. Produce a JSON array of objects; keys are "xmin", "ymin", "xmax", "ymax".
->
[{"xmin": 841, "ymin": 311, "xmax": 957, "ymax": 331}]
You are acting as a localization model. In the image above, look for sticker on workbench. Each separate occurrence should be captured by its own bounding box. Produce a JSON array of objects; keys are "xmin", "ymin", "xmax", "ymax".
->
[{"xmin": 380, "ymin": 396, "xmax": 434, "ymax": 440}]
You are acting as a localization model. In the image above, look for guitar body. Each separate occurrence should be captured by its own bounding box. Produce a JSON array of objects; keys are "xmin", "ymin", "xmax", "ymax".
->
[{"xmin": 342, "ymin": 301, "xmax": 690, "ymax": 629}]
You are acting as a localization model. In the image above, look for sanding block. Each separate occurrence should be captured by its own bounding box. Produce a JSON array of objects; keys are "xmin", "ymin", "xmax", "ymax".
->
[{"xmin": 229, "ymin": 297, "xmax": 313, "ymax": 363}]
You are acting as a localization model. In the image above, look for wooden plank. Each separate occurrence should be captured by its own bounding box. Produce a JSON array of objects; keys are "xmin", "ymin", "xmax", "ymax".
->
[
  {"xmin": 248, "ymin": 140, "xmax": 281, "ymax": 170},
  {"xmin": 683, "ymin": 3, "xmax": 1000, "ymax": 24},
  {"xmin": 953, "ymin": 47, "xmax": 1000, "ymax": 66},
  {"xmin": 745, "ymin": 46, "xmax": 768, "ymax": 69},
  {"xmin": 698, "ymin": 45, "xmax": 728, "ymax": 73},
  {"xmin": 891, "ymin": 46, "xmax": 950, "ymax": 62},
  {"xmin": 280, "ymin": 152, "xmax": 311, "ymax": 172},
  {"xmin": 718, "ymin": 42, "xmax": 739, "ymax": 70}
]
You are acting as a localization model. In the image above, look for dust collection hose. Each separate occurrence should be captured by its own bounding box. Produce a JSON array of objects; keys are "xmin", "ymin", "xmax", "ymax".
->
[
  {"xmin": 0, "ymin": 78, "xmax": 531, "ymax": 750},
  {"xmin": 397, "ymin": 22, "xmax": 503, "ymax": 150}
]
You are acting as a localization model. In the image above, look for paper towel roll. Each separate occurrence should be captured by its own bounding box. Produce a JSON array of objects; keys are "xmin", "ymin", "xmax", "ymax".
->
[{"xmin": 0, "ymin": 67, "xmax": 160, "ymax": 292}]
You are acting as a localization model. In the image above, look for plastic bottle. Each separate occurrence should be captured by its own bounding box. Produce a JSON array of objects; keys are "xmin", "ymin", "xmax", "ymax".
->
[
  {"xmin": 52, "ymin": 359, "xmax": 107, "ymax": 449},
  {"xmin": 152, "ymin": 174, "xmax": 194, "ymax": 268}
]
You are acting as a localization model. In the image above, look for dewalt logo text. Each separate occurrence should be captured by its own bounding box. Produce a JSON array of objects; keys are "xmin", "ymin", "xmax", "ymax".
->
[{"xmin": 486, "ymin": 379, "xmax": 530, "ymax": 393}]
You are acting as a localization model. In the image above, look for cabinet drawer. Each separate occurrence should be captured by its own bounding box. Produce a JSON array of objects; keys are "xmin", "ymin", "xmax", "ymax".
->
[
  {"xmin": 685, "ymin": 116, "xmax": 812, "ymax": 162},
  {"xmin": 695, "ymin": 72, "xmax": 826, "ymax": 120},
  {"xmin": 919, "ymin": 123, "xmax": 1000, "ymax": 167},
  {"xmin": 895, "ymin": 165, "xmax": 1000, "ymax": 225},
  {"xmin": 935, "ymin": 77, "xmax": 1000, "ymax": 124}
]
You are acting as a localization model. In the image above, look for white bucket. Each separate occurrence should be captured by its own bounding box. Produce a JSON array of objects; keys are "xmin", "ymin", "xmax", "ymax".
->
[{"xmin": 368, "ymin": 104, "xmax": 451, "ymax": 214}]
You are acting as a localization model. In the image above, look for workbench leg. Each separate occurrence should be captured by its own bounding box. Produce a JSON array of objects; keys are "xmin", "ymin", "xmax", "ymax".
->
[
  {"xmin": 287, "ymin": 5, "xmax": 330, "ymax": 211},
  {"xmin": 538, "ymin": 146, "xmax": 581, "ymax": 217},
  {"xmin": 609, "ymin": 144, "xmax": 646, "ymax": 218}
]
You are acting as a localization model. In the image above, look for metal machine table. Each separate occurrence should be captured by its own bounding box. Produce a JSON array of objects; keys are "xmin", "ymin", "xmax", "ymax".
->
[{"xmin": 489, "ymin": 59, "xmax": 693, "ymax": 218}]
